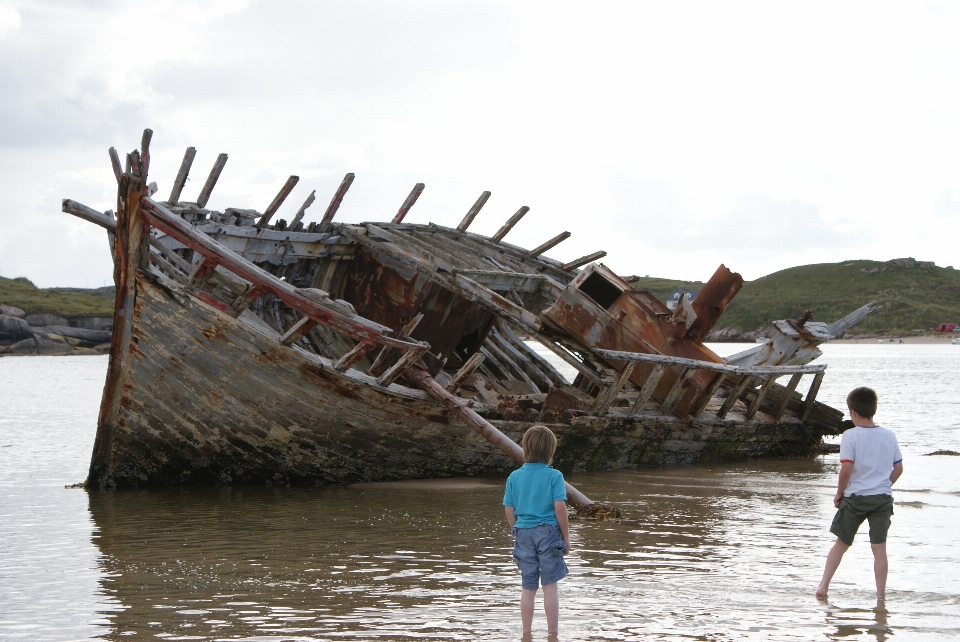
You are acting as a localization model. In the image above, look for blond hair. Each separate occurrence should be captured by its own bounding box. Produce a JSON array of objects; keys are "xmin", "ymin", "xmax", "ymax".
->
[{"xmin": 521, "ymin": 425, "xmax": 557, "ymax": 464}]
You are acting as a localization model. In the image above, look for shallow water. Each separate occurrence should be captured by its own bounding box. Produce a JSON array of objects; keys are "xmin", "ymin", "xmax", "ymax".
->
[{"xmin": 1, "ymin": 344, "xmax": 959, "ymax": 640}]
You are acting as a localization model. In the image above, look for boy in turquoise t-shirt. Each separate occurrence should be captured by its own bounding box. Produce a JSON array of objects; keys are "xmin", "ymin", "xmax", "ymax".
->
[{"xmin": 503, "ymin": 425, "xmax": 570, "ymax": 636}]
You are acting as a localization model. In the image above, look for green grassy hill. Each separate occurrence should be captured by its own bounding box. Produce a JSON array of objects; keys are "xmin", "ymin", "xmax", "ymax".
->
[
  {"xmin": 0, "ymin": 276, "xmax": 115, "ymax": 318},
  {"xmin": 633, "ymin": 258, "xmax": 960, "ymax": 334}
]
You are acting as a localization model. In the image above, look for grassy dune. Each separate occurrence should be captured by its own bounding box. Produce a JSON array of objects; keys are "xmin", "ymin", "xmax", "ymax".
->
[
  {"xmin": 0, "ymin": 276, "xmax": 115, "ymax": 318},
  {"xmin": 632, "ymin": 259, "xmax": 960, "ymax": 334}
]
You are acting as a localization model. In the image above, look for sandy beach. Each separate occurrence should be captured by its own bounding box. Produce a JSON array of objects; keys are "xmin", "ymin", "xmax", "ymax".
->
[{"xmin": 829, "ymin": 333, "xmax": 960, "ymax": 345}]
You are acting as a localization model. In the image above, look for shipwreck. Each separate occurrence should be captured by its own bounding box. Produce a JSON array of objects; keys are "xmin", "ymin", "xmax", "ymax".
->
[{"xmin": 63, "ymin": 130, "xmax": 877, "ymax": 513}]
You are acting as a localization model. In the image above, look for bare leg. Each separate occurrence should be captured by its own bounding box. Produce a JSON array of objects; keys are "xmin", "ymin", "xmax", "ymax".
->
[
  {"xmin": 816, "ymin": 538, "xmax": 850, "ymax": 597},
  {"xmin": 543, "ymin": 582, "xmax": 559, "ymax": 634},
  {"xmin": 871, "ymin": 543, "xmax": 888, "ymax": 598},
  {"xmin": 521, "ymin": 588, "xmax": 536, "ymax": 634}
]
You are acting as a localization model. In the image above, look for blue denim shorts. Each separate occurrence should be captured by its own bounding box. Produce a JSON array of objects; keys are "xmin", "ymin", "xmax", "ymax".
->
[{"xmin": 512, "ymin": 523, "xmax": 568, "ymax": 590}]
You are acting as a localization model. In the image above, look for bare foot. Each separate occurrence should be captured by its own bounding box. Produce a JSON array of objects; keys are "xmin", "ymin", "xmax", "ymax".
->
[{"xmin": 815, "ymin": 586, "xmax": 828, "ymax": 599}]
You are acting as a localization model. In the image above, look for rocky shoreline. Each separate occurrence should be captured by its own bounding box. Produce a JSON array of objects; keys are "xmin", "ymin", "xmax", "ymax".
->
[{"xmin": 0, "ymin": 304, "xmax": 112, "ymax": 357}]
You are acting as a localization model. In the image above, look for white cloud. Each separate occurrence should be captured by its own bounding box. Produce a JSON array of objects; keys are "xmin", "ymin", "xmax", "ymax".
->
[{"xmin": 0, "ymin": 4, "xmax": 19, "ymax": 39}]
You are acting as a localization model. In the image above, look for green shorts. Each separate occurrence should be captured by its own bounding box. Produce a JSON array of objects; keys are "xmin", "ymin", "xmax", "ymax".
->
[{"xmin": 830, "ymin": 494, "xmax": 894, "ymax": 545}]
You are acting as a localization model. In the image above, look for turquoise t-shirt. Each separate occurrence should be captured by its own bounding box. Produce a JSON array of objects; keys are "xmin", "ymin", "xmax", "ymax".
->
[{"xmin": 502, "ymin": 462, "xmax": 567, "ymax": 529}]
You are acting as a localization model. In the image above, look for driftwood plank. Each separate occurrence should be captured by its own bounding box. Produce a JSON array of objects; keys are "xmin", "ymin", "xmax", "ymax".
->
[
  {"xmin": 196, "ymin": 153, "xmax": 228, "ymax": 208},
  {"xmin": 457, "ymin": 191, "xmax": 491, "ymax": 232},
  {"xmin": 391, "ymin": 183, "xmax": 425, "ymax": 224},
  {"xmin": 492, "ymin": 206, "xmax": 529, "ymax": 242},
  {"xmin": 257, "ymin": 175, "xmax": 300, "ymax": 228}
]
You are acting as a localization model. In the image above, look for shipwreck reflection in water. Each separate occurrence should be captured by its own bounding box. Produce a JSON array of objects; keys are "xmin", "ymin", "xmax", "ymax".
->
[{"xmin": 86, "ymin": 461, "xmax": 930, "ymax": 641}]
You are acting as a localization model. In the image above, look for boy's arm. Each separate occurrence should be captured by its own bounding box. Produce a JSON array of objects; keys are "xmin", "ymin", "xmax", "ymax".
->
[
  {"xmin": 890, "ymin": 461, "xmax": 903, "ymax": 485},
  {"xmin": 554, "ymin": 501, "xmax": 570, "ymax": 555},
  {"xmin": 504, "ymin": 505, "xmax": 516, "ymax": 527},
  {"xmin": 834, "ymin": 461, "xmax": 853, "ymax": 507}
]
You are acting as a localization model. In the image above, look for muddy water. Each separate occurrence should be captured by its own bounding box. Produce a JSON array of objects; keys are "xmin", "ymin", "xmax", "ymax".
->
[{"xmin": 1, "ymin": 345, "xmax": 959, "ymax": 640}]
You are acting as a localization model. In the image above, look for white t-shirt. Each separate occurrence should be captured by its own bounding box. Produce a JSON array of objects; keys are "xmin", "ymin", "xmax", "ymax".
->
[{"xmin": 838, "ymin": 425, "xmax": 903, "ymax": 497}]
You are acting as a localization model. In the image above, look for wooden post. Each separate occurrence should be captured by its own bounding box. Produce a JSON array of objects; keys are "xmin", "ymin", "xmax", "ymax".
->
[
  {"xmin": 688, "ymin": 371, "xmax": 725, "ymax": 418},
  {"xmin": 457, "ymin": 191, "xmax": 491, "ymax": 232},
  {"xmin": 632, "ymin": 364, "xmax": 666, "ymax": 413},
  {"xmin": 492, "ymin": 206, "xmax": 529, "ymax": 242},
  {"xmin": 391, "ymin": 183, "xmax": 425, "ymax": 224},
  {"xmin": 140, "ymin": 129, "xmax": 153, "ymax": 180},
  {"xmin": 196, "ymin": 153, "xmax": 228, "ymax": 208},
  {"xmin": 717, "ymin": 376, "xmax": 754, "ymax": 419},
  {"xmin": 289, "ymin": 190, "xmax": 316, "ymax": 228},
  {"xmin": 562, "ymin": 251, "xmax": 607, "ymax": 271},
  {"xmin": 446, "ymin": 353, "xmax": 485, "ymax": 393},
  {"xmin": 528, "ymin": 231, "xmax": 570, "ymax": 258},
  {"xmin": 593, "ymin": 362, "xmax": 637, "ymax": 416},
  {"xmin": 256, "ymin": 176, "xmax": 300, "ymax": 228},
  {"xmin": 168, "ymin": 147, "xmax": 197, "ymax": 204},
  {"xmin": 802, "ymin": 371, "xmax": 825, "ymax": 422},
  {"xmin": 320, "ymin": 173, "xmax": 355, "ymax": 229},
  {"xmin": 745, "ymin": 375, "xmax": 778, "ymax": 419},
  {"xmin": 108, "ymin": 147, "xmax": 123, "ymax": 182},
  {"xmin": 660, "ymin": 367, "xmax": 698, "ymax": 416},
  {"xmin": 772, "ymin": 373, "xmax": 804, "ymax": 420}
]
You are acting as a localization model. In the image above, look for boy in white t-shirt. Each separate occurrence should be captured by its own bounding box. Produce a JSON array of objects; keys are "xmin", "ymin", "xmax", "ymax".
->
[{"xmin": 816, "ymin": 387, "xmax": 904, "ymax": 599}]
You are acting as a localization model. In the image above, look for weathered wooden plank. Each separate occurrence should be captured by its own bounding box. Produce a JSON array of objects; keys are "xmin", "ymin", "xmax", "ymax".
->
[
  {"xmin": 717, "ymin": 376, "xmax": 754, "ymax": 419},
  {"xmin": 491, "ymin": 206, "xmax": 529, "ymax": 242},
  {"xmin": 256, "ymin": 175, "xmax": 300, "ymax": 228},
  {"xmin": 453, "ymin": 274, "xmax": 543, "ymax": 332},
  {"xmin": 334, "ymin": 341, "xmax": 375, "ymax": 371},
  {"xmin": 530, "ymin": 333, "xmax": 603, "ymax": 386},
  {"xmin": 187, "ymin": 256, "xmax": 219, "ymax": 288},
  {"xmin": 167, "ymin": 147, "xmax": 197, "ymax": 204},
  {"xmin": 231, "ymin": 285, "xmax": 266, "ymax": 315},
  {"xmin": 446, "ymin": 352, "xmax": 485, "ymax": 393},
  {"xmin": 593, "ymin": 362, "xmax": 637, "ymax": 416},
  {"xmin": 528, "ymin": 231, "xmax": 571, "ymax": 258},
  {"xmin": 660, "ymin": 367, "xmax": 698, "ymax": 417},
  {"xmin": 802, "ymin": 371, "xmax": 825, "ymax": 422},
  {"xmin": 688, "ymin": 371, "xmax": 724, "ymax": 418},
  {"xmin": 109, "ymin": 147, "xmax": 123, "ymax": 182},
  {"xmin": 497, "ymin": 323, "xmax": 568, "ymax": 385},
  {"xmin": 562, "ymin": 251, "xmax": 607, "ymax": 271},
  {"xmin": 745, "ymin": 375, "xmax": 778, "ymax": 419},
  {"xmin": 489, "ymin": 327, "xmax": 553, "ymax": 390},
  {"xmin": 320, "ymin": 173, "xmax": 355, "ymax": 229},
  {"xmin": 486, "ymin": 338, "xmax": 537, "ymax": 389},
  {"xmin": 63, "ymin": 199, "xmax": 117, "ymax": 231},
  {"xmin": 594, "ymin": 348, "xmax": 826, "ymax": 377},
  {"xmin": 289, "ymin": 190, "xmax": 316, "ymax": 229},
  {"xmin": 457, "ymin": 191, "xmax": 491, "ymax": 232},
  {"xmin": 772, "ymin": 373, "xmax": 804, "ymax": 420},
  {"xmin": 280, "ymin": 316, "xmax": 319, "ymax": 346},
  {"xmin": 391, "ymin": 183, "xmax": 425, "ymax": 224},
  {"xmin": 196, "ymin": 153, "xmax": 228, "ymax": 208},
  {"xmin": 140, "ymin": 129, "xmax": 153, "ymax": 181},
  {"xmin": 369, "ymin": 313, "xmax": 424, "ymax": 375},
  {"xmin": 376, "ymin": 343, "xmax": 429, "ymax": 387},
  {"xmin": 480, "ymin": 347, "xmax": 516, "ymax": 381},
  {"xmin": 632, "ymin": 364, "xmax": 666, "ymax": 413}
]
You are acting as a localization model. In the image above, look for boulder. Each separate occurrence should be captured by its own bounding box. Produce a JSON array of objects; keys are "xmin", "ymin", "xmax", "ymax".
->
[
  {"xmin": 45, "ymin": 325, "xmax": 112, "ymax": 343},
  {"xmin": 71, "ymin": 317, "xmax": 114, "ymax": 332},
  {"xmin": 0, "ymin": 315, "xmax": 34, "ymax": 341},
  {"xmin": 25, "ymin": 313, "xmax": 69, "ymax": 327},
  {"xmin": 0, "ymin": 304, "xmax": 25, "ymax": 318},
  {"xmin": 3, "ymin": 338, "xmax": 38, "ymax": 355},
  {"xmin": 36, "ymin": 336, "xmax": 73, "ymax": 355}
]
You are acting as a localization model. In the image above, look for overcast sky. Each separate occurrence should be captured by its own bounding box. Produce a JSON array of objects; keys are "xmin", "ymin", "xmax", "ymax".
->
[{"xmin": 1, "ymin": 0, "xmax": 958, "ymax": 288}]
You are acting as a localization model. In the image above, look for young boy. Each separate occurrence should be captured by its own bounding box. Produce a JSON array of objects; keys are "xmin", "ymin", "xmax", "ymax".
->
[
  {"xmin": 503, "ymin": 425, "xmax": 570, "ymax": 636},
  {"xmin": 816, "ymin": 387, "xmax": 903, "ymax": 598}
]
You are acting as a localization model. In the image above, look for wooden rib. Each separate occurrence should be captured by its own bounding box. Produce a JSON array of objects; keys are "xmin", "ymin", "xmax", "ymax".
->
[
  {"xmin": 457, "ymin": 191, "xmax": 491, "ymax": 232},
  {"xmin": 257, "ymin": 175, "xmax": 300, "ymax": 228},
  {"xmin": 660, "ymin": 367, "xmax": 698, "ymax": 416},
  {"xmin": 187, "ymin": 256, "xmax": 219, "ymax": 288},
  {"xmin": 369, "ymin": 313, "xmax": 424, "ymax": 374},
  {"xmin": 530, "ymin": 334, "xmax": 603, "ymax": 386},
  {"xmin": 334, "ymin": 341, "xmax": 374, "ymax": 371},
  {"xmin": 168, "ymin": 147, "xmax": 197, "ymax": 204},
  {"xmin": 486, "ymin": 339, "xmax": 537, "ymax": 388},
  {"xmin": 196, "ymin": 153, "xmax": 228, "ymax": 208},
  {"xmin": 320, "ymin": 173, "xmax": 355, "ymax": 229},
  {"xmin": 231, "ymin": 285, "xmax": 266, "ymax": 315},
  {"xmin": 745, "ymin": 375, "xmax": 778, "ymax": 419},
  {"xmin": 491, "ymin": 206, "xmax": 529, "ymax": 242},
  {"xmin": 128, "ymin": 151, "xmax": 141, "ymax": 177},
  {"xmin": 772, "ymin": 373, "xmax": 804, "ymax": 420},
  {"xmin": 280, "ymin": 316, "xmax": 319, "ymax": 346},
  {"xmin": 632, "ymin": 364, "xmax": 666, "ymax": 413},
  {"xmin": 391, "ymin": 183, "xmax": 425, "ymax": 224},
  {"xmin": 593, "ymin": 362, "xmax": 637, "ymax": 416},
  {"xmin": 802, "ymin": 372, "xmax": 825, "ymax": 422},
  {"xmin": 377, "ymin": 344, "xmax": 428, "ymax": 387},
  {"xmin": 496, "ymin": 323, "xmax": 567, "ymax": 384},
  {"xmin": 480, "ymin": 347, "xmax": 515, "ymax": 381},
  {"xmin": 688, "ymin": 371, "xmax": 725, "ymax": 418},
  {"xmin": 528, "ymin": 231, "xmax": 571, "ymax": 258},
  {"xmin": 289, "ymin": 190, "xmax": 316, "ymax": 228},
  {"xmin": 563, "ymin": 251, "xmax": 607, "ymax": 271},
  {"xmin": 446, "ymin": 353, "xmax": 486, "ymax": 393},
  {"xmin": 109, "ymin": 147, "xmax": 123, "ymax": 182},
  {"xmin": 489, "ymin": 327, "xmax": 553, "ymax": 390},
  {"xmin": 717, "ymin": 376, "xmax": 754, "ymax": 419},
  {"xmin": 140, "ymin": 129, "xmax": 153, "ymax": 180}
]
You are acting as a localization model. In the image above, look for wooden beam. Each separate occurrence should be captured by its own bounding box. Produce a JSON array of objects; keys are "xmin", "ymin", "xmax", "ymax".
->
[
  {"xmin": 168, "ymin": 147, "xmax": 197, "ymax": 204},
  {"xmin": 528, "ymin": 231, "xmax": 570, "ymax": 258},
  {"xmin": 446, "ymin": 352, "xmax": 485, "ymax": 394},
  {"xmin": 717, "ymin": 377, "xmax": 754, "ymax": 419},
  {"xmin": 593, "ymin": 362, "xmax": 637, "ymax": 416},
  {"xmin": 257, "ymin": 175, "xmax": 300, "ymax": 228},
  {"xmin": 457, "ymin": 191, "xmax": 491, "ymax": 232},
  {"xmin": 531, "ymin": 335, "xmax": 603, "ymax": 386},
  {"xmin": 391, "ymin": 183, "xmax": 425, "ymax": 224},
  {"xmin": 745, "ymin": 375, "xmax": 778, "ymax": 419},
  {"xmin": 289, "ymin": 190, "xmax": 316, "ymax": 228},
  {"xmin": 108, "ymin": 147, "xmax": 123, "ymax": 182},
  {"xmin": 562, "ymin": 251, "xmax": 607, "ymax": 271},
  {"xmin": 632, "ymin": 364, "xmax": 665, "ymax": 413},
  {"xmin": 376, "ymin": 344, "xmax": 429, "ymax": 387},
  {"xmin": 320, "ymin": 173, "xmax": 355, "ymax": 229},
  {"xmin": 491, "ymin": 206, "xmax": 529, "ymax": 242},
  {"xmin": 688, "ymin": 371, "xmax": 725, "ymax": 418},
  {"xmin": 187, "ymin": 256, "xmax": 219, "ymax": 288},
  {"xmin": 772, "ymin": 373, "xmax": 804, "ymax": 420},
  {"xmin": 660, "ymin": 367, "xmax": 698, "ymax": 416},
  {"xmin": 196, "ymin": 153, "xmax": 228, "ymax": 208},
  {"xmin": 333, "ymin": 341, "xmax": 374, "ymax": 372},
  {"xmin": 594, "ymin": 349, "xmax": 826, "ymax": 377},
  {"xmin": 802, "ymin": 371, "xmax": 825, "ymax": 422},
  {"xmin": 140, "ymin": 129, "xmax": 153, "ymax": 180},
  {"xmin": 231, "ymin": 285, "xmax": 266, "ymax": 316},
  {"xmin": 369, "ymin": 313, "xmax": 424, "ymax": 375},
  {"xmin": 280, "ymin": 316, "xmax": 319, "ymax": 346}
]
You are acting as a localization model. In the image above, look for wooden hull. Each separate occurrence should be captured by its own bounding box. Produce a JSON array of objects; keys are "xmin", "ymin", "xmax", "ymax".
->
[{"xmin": 89, "ymin": 270, "xmax": 828, "ymax": 489}]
